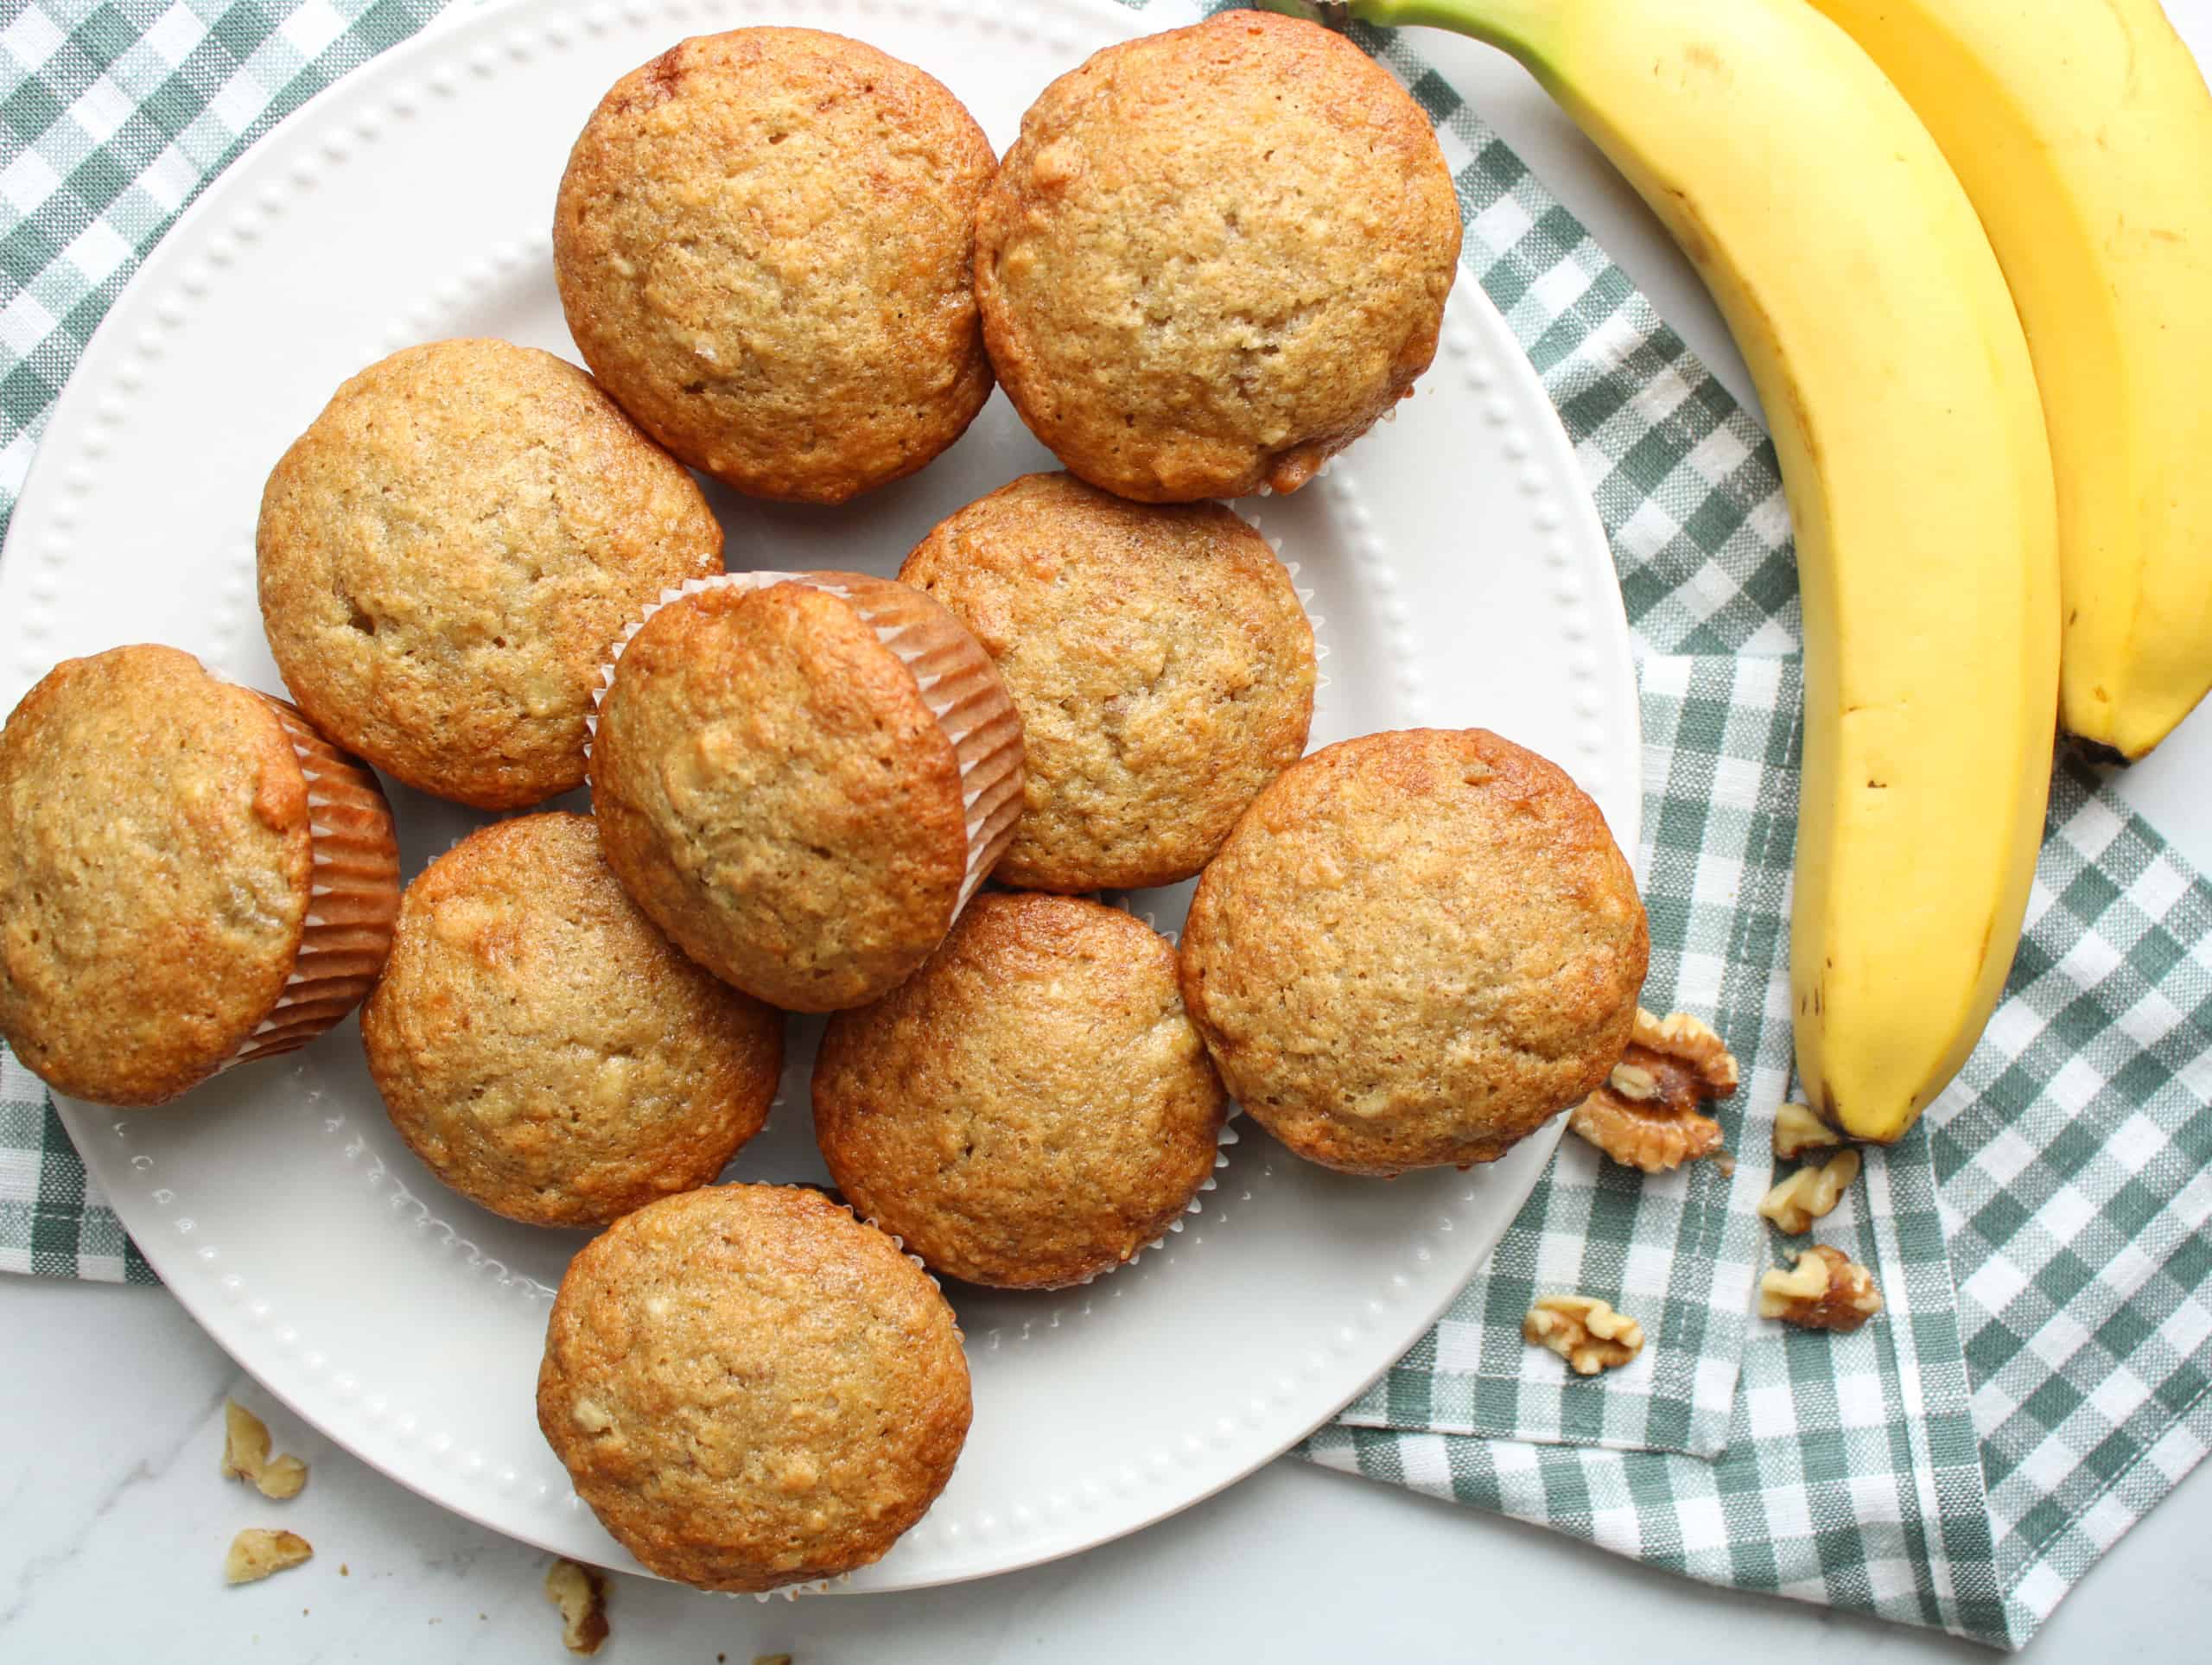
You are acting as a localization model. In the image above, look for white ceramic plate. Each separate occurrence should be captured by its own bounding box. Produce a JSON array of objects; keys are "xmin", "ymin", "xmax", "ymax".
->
[{"xmin": 0, "ymin": 0, "xmax": 1638, "ymax": 1592}]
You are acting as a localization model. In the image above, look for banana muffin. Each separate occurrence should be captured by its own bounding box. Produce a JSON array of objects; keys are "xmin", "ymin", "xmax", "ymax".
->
[
  {"xmin": 899, "ymin": 473, "xmax": 1316, "ymax": 892},
  {"xmin": 554, "ymin": 29, "xmax": 997, "ymax": 504},
  {"xmin": 1179, "ymin": 728, "xmax": 1648, "ymax": 1176},
  {"xmin": 361, "ymin": 813, "xmax": 782, "ymax": 1228},
  {"xmin": 974, "ymin": 10, "xmax": 1462, "ymax": 501},
  {"xmin": 537, "ymin": 1184, "xmax": 971, "ymax": 1592},
  {"xmin": 0, "ymin": 645, "xmax": 398, "ymax": 1107},
  {"xmin": 588, "ymin": 572, "xmax": 1024, "ymax": 1012},
  {"xmin": 257, "ymin": 339, "xmax": 723, "ymax": 810},
  {"xmin": 814, "ymin": 892, "xmax": 1227, "ymax": 1288}
]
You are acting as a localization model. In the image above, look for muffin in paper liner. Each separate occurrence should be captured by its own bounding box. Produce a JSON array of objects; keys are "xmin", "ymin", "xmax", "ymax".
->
[
  {"xmin": 850, "ymin": 1108, "xmax": 1245, "ymax": 1294},
  {"xmin": 1073, "ymin": 898, "xmax": 1247, "ymax": 1287},
  {"xmin": 897, "ymin": 476, "xmax": 1323, "ymax": 895},
  {"xmin": 812, "ymin": 890, "xmax": 1232, "ymax": 1290},
  {"xmin": 219, "ymin": 693, "xmax": 400, "ymax": 1071},
  {"xmin": 585, "ymin": 570, "xmax": 1026, "ymax": 1010},
  {"xmin": 0, "ymin": 645, "xmax": 398, "ymax": 1106},
  {"xmin": 552, "ymin": 1186, "xmax": 959, "ymax": 1599},
  {"xmin": 537, "ymin": 1183, "xmax": 969, "ymax": 1592}
]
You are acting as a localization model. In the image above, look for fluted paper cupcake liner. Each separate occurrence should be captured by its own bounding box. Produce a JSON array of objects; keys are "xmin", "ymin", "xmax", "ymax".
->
[
  {"xmin": 586, "ymin": 569, "xmax": 1026, "ymax": 910},
  {"xmin": 848, "ymin": 1105, "xmax": 1243, "ymax": 1294},
  {"xmin": 1228, "ymin": 505, "xmax": 1332, "ymax": 726},
  {"xmin": 218, "ymin": 694, "xmax": 400, "ymax": 1071}
]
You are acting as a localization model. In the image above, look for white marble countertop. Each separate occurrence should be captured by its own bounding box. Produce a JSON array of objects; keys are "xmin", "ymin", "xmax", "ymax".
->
[{"xmin": 7, "ymin": 5, "xmax": 2212, "ymax": 1659}]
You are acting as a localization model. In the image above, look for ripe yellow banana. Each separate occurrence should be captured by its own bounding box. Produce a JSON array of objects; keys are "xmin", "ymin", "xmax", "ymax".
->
[
  {"xmin": 1802, "ymin": 0, "xmax": 2212, "ymax": 760},
  {"xmin": 1804, "ymin": 1, "xmax": 2212, "ymax": 760},
  {"xmin": 1282, "ymin": 0, "xmax": 2062, "ymax": 1140}
]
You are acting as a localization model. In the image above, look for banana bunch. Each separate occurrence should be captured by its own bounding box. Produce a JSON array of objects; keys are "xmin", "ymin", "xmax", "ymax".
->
[
  {"xmin": 1268, "ymin": 0, "xmax": 2212, "ymax": 1140},
  {"xmin": 1807, "ymin": 0, "xmax": 2212, "ymax": 762}
]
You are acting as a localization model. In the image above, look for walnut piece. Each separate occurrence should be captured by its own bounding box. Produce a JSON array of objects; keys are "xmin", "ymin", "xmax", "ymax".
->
[
  {"xmin": 220, "ymin": 1400, "xmax": 309, "ymax": 1501},
  {"xmin": 1759, "ymin": 1243, "xmax": 1884, "ymax": 1331},
  {"xmin": 1772, "ymin": 1100, "xmax": 1845, "ymax": 1161},
  {"xmin": 1522, "ymin": 1294, "xmax": 1645, "ymax": 1376},
  {"xmin": 1758, "ymin": 1147, "xmax": 1861, "ymax": 1234},
  {"xmin": 257, "ymin": 1454, "xmax": 308, "ymax": 1500},
  {"xmin": 546, "ymin": 1558, "xmax": 610, "ymax": 1656},
  {"xmin": 1568, "ymin": 1007, "xmax": 1738, "ymax": 1172},
  {"xmin": 225, "ymin": 1528, "xmax": 313, "ymax": 1585}
]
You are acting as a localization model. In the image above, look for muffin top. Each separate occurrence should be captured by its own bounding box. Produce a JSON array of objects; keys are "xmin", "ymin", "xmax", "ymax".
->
[
  {"xmin": 899, "ymin": 473, "xmax": 1315, "ymax": 892},
  {"xmin": 554, "ymin": 29, "xmax": 997, "ymax": 504},
  {"xmin": 815, "ymin": 892, "xmax": 1227, "ymax": 1288},
  {"xmin": 361, "ymin": 813, "xmax": 783, "ymax": 1228},
  {"xmin": 974, "ymin": 10, "xmax": 1462, "ymax": 502},
  {"xmin": 1179, "ymin": 729, "xmax": 1649, "ymax": 1176},
  {"xmin": 537, "ymin": 1184, "xmax": 971, "ymax": 1592},
  {"xmin": 0, "ymin": 646, "xmax": 313, "ymax": 1105},
  {"xmin": 257, "ymin": 338, "xmax": 723, "ymax": 810},
  {"xmin": 588, "ymin": 576, "xmax": 1002, "ymax": 1012}
]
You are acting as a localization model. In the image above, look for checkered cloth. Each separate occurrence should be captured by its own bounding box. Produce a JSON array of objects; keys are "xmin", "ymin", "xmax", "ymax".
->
[
  {"xmin": 3, "ymin": 1, "xmax": 2209, "ymax": 1649},
  {"xmin": 1299, "ymin": 20, "xmax": 2212, "ymax": 1648}
]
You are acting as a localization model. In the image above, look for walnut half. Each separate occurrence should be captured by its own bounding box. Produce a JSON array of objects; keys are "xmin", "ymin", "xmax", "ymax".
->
[
  {"xmin": 1568, "ymin": 1008, "xmax": 1738, "ymax": 1173},
  {"xmin": 546, "ymin": 1558, "xmax": 610, "ymax": 1656},
  {"xmin": 225, "ymin": 1528, "xmax": 313, "ymax": 1585},
  {"xmin": 221, "ymin": 1401, "xmax": 309, "ymax": 1501},
  {"xmin": 1759, "ymin": 1243, "xmax": 1884, "ymax": 1331},
  {"xmin": 1523, "ymin": 1294, "xmax": 1645, "ymax": 1376},
  {"xmin": 1772, "ymin": 1101, "xmax": 1845, "ymax": 1161},
  {"xmin": 1758, "ymin": 1148, "xmax": 1861, "ymax": 1234}
]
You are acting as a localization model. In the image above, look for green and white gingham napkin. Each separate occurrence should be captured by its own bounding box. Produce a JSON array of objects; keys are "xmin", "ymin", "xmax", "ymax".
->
[
  {"xmin": 1300, "ymin": 22, "xmax": 2212, "ymax": 1649},
  {"xmin": 3, "ymin": 1, "xmax": 2210, "ymax": 1650}
]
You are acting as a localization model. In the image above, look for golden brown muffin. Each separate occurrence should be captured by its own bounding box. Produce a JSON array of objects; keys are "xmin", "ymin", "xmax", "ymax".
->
[
  {"xmin": 814, "ymin": 892, "xmax": 1226, "ymax": 1288},
  {"xmin": 257, "ymin": 339, "xmax": 723, "ymax": 810},
  {"xmin": 537, "ymin": 1184, "xmax": 970, "ymax": 1592},
  {"xmin": 899, "ymin": 473, "xmax": 1315, "ymax": 892},
  {"xmin": 974, "ymin": 10, "xmax": 1462, "ymax": 502},
  {"xmin": 588, "ymin": 573, "xmax": 1024, "ymax": 1013},
  {"xmin": 0, "ymin": 645, "xmax": 399, "ymax": 1107},
  {"xmin": 554, "ymin": 29, "xmax": 996, "ymax": 505},
  {"xmin": 1179, "ymin": 729, "xmax": 1648, "ymax": 1176},
  {"xmin": 361, "ymin": 813, "xmax": 782, "ymax": 1227}
]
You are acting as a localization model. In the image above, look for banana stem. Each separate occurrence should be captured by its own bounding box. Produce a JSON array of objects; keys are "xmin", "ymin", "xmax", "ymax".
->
[{"xmin": 1337, "ymin": 0, "xmax": 1554, "ymax": 54}]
